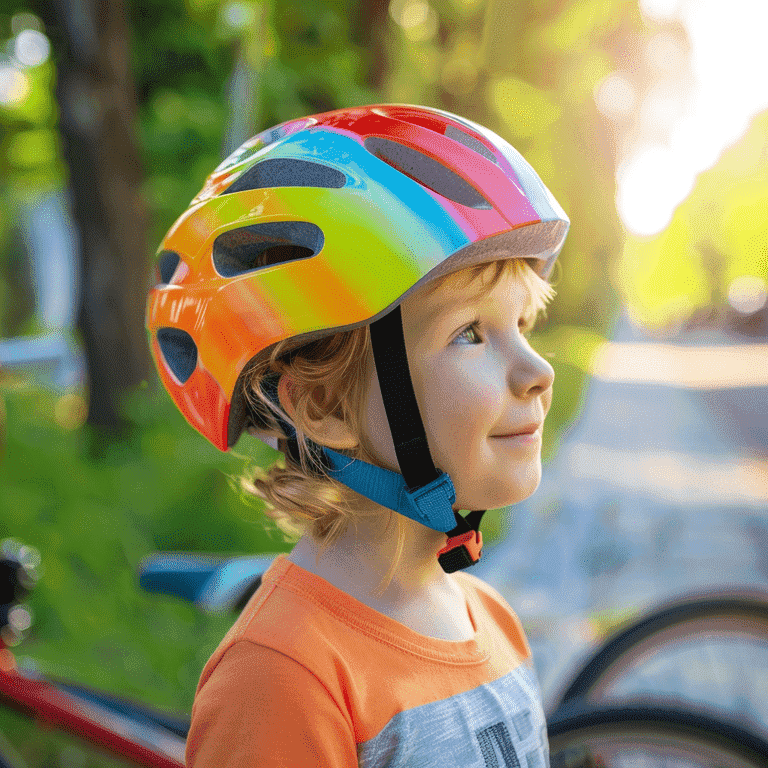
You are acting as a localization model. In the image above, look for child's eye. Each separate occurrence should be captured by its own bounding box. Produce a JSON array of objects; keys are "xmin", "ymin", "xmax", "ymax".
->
[{"xmin": 453, "ymin": 322, "xmax": 483, "ymax": 345}]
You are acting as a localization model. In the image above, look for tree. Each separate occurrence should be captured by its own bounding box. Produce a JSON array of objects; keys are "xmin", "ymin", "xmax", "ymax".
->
[{"xmin": 33, "ymin": 0, "xmax": 152, "ymax": 436}]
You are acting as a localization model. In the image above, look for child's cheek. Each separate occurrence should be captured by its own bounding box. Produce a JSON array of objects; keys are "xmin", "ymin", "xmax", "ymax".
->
[{"xmin": 422, "ymin": 363, "xmax": 502, "ymax": 449}]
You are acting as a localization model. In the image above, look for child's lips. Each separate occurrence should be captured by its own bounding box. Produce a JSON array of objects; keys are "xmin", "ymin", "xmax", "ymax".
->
[
  {"xmin": 492, "ymin": 433, "xmax": 540, "ymax": 444},
  {"xmin": 490, "ymin": 422, "xmax": 541, "ymax": 437}
]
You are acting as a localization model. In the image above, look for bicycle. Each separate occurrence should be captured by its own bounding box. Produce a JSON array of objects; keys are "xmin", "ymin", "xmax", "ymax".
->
[
  {"xmin": 547, "ymin": 700, "xmax": 768, "ymax": 768},
  {"xmin": 0, "ymin": 540, "xmax": 187, "ymax": 768},
  {"xmin": 551, "ymin": 587, "xmax": 768, "ymax": 736},
  {"xmin": 4, "ymin": 541, "xmax": 768, "ymax": 768}
]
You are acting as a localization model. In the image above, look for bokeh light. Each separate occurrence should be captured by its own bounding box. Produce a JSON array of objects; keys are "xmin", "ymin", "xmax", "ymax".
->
[
  {"xmin": 14, "ymin": 29, "xmax": 50, "ymax": 67},
  {"xmin": 727, "ymin": 276, "xmax": 767, "ymax": 316},
  {"xmin": 594, "ymin": 73, "xmax": 637, "ymax": 120},
  {"xmin": 389, "ymin": 0, "xmax": 438, "ymax": 42},
  {"xmin": 639, "ymin": 0, "xmax": 682, "ymax": 23},
  {"xmin": 0, "ymin": 65, "xmax": 30, "ymax": 105},
  {"xmin": 220, "ymin": 1, "xmax": 256, "ymax": 31}
]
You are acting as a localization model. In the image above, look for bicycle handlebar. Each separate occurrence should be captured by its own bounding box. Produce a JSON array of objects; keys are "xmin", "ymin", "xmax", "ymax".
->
[{"xmin": 137, "ymin": 552, "xmax": 278, "ymax": 612}]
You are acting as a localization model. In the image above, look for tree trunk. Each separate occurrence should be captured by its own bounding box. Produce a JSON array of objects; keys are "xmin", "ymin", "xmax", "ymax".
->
[
  {"xmin": 352, "ymin": 0, "xmax": 390, "ymax": 91},
  {"xmin": 35, "ymin": 0, "xmax": 152, "ymax": 434}
]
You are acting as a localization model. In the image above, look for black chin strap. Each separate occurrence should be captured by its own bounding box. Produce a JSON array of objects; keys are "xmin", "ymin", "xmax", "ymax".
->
[{"xmin": 369, "ymin": 305, "xmax": 485, "ymax": 573}]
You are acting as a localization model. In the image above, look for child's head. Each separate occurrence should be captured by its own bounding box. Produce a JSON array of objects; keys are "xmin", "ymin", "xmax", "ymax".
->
[
  {"xmin": 146, "ymin": 104, "xmax": 569, "ymax": 581},
  {"xmin": 239, "ymin": 256, "xmax": 555, "ymax": 582}
]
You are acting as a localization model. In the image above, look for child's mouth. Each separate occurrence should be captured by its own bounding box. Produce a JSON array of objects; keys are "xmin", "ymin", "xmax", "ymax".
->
[{"xmin": 490, "ymin": 422, "xmax": 541, "ymax": 438}]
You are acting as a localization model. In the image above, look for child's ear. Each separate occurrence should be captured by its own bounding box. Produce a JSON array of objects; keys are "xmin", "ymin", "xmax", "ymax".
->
[{"xmin": 277, "ymin": 375, "xmax": 358, "ymax": 450}]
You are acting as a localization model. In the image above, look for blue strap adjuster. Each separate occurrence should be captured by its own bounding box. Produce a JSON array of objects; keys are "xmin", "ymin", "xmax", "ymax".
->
[
  {"xmin": 323, "ymin": 448, "xmax": 457, "ymax": 533},
  {"xmin": 403, "ymin": 472, "xmax": 457, "ymax": 532}
]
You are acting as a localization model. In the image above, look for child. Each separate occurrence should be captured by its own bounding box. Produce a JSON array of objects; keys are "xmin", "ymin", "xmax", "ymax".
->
[{"xmin": 146, "ymin": 104, "xmax": 568, "ymax": 767}]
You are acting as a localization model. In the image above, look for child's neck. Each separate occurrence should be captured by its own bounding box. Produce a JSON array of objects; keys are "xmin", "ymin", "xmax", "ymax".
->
[
  {"xmin": 286, "ymin": 531, "xmax": 476, "ymax": 642},
  {"xmin": 286, "ymin": 522, "xmax": 453, "ymax": 608}
]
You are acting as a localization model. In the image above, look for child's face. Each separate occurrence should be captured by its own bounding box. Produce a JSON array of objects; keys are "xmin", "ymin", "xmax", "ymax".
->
[{"xmin": 362, "ymin": 266, "xmax": 554, "ymax": 512}]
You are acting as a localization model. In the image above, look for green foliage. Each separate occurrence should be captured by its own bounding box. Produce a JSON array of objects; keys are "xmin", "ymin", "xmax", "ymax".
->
[
  {"xmin": 0, "ymin": 18, "xmax": 63, "ymax": 192},
  {"xmin": 130, "ymin": 0, "xmax": 238, "ymax": 244},
  {"xmin": 266, "ymin": 0, "xmax": 375, "ymax": 110},
  {"xmin": 488, "ymin": 76, "xmax": 563, "ymax": 138},
  {"xmin": 0, "ymin": 373, "xmax": 287, "ymax": 717},
  {"xmin": 133, "ymin": 0, "xmax": 380, "ymax": 246},
  {"xmin": 0, "ymin": 59, "xmax": 56, "ymax": 126}
]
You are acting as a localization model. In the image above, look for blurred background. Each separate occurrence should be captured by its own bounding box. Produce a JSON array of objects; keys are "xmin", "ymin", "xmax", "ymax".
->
[{"xmin": 0, "ymin": 0, "xmax": 766, "ymax": 761}]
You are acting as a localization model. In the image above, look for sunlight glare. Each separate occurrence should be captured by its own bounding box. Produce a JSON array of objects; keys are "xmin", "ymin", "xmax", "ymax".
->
[
  {"xmin": 595, "ymin": 73, "xmax": 636, "ymax": 119},
  {"xmin": 617, "ymin": 145, "xmax": 696, "ymax": 237},
  {"xmin": 618, "ymin": 0, "xmax": 768, "ymax": 237}
]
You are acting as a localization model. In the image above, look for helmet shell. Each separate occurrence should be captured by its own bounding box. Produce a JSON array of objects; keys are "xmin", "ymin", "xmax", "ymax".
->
[{"xmin": 146, "ymin": 104, "xmax": 569, "ymax": 451}]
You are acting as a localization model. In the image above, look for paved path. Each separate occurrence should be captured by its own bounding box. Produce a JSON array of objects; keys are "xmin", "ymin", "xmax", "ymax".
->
[{"xmin": 471, "ymin": 310, "xmax": 768, "ymax": 714}]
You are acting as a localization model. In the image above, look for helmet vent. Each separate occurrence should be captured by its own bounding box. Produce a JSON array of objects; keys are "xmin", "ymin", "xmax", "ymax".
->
[
  {"xmin": 364, "ymin": 136, "xmax": 492, "ymax": 210},
  {"xmin": 223, "ymin": 158, "xmax": 346, "ymax": 195},
  {"xmin": 213, "ymin": 221, "xmax": 324, "ymax": 278},
  {"xmin": 157, "ymin": 251, "xmax": 181, "ymax": 284},
  {"xmin": 157, "ymin": 328, "xmax": 198, "ymax": 384},
  {"xmin": 444, "ymin": 125, "xmax": 499, "ymax": 166}
]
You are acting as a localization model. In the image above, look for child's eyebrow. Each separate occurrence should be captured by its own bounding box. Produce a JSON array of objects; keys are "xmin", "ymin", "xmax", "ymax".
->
[
  {"xmin": 423, "ymin": 276, "xmax": 493, "ymax": 305},
  {"xmin": 417, "ymin": 293, "xmax": 481, "ymax": 327},
  {"xmin": 419, "ymin": 279, "xmax": 535, "ymax": 324}
]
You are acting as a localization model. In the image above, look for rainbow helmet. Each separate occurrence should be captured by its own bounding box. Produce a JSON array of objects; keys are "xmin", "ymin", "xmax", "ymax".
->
[{"xmin": 146, "ymin": 104, "xmax": 569, "ymax": 571}]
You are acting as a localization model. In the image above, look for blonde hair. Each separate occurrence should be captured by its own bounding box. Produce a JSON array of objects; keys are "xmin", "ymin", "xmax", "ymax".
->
[{"xmin": 240, "ymin": 258, "xmax": 556, "ymax": 596}]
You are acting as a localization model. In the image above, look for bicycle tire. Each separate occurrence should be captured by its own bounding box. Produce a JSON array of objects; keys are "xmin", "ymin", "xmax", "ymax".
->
[
  {"xmin": 548, "ymin": 701, "xmax": 768, "ymax": 768},
  {"xmin": 553, "ymin": 588, "xmax": 768, "ymax": 727}
]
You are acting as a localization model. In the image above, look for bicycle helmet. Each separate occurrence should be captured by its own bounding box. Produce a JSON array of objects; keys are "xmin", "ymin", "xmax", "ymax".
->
[{"xmin": 146, "ymin": 104, "xmax": 569, "ymax": 572}]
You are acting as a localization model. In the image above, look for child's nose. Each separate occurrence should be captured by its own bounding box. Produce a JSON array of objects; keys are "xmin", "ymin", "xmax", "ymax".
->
[{"xmin": 508, "ymin": 348, "xmax": 555, "ymax": 400}]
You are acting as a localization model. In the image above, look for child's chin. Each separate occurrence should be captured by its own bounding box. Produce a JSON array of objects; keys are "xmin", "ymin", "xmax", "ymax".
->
[{"xmin": 458, "ymin": 478, "xmax": 542, "ymax": 511}]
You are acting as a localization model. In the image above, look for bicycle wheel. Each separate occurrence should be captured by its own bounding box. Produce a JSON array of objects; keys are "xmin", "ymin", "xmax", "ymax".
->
[
  {"xmin": 553, "ymin": 589, "xmax": 768, "ymax": 733},
  {"xmin": 548, "ymin": 701, "xmax": 768, "ymax": 768}
]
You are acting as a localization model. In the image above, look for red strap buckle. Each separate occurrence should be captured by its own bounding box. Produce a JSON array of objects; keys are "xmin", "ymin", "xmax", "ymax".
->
[{"xmin": 437, "ymin": 530, "xmax": 483, "ymax": 573}]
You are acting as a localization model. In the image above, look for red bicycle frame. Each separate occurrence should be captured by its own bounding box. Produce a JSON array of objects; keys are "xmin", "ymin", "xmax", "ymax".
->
[{"xmin": 0, "ymin": 638, "xmax": 184, "ymax": 768}]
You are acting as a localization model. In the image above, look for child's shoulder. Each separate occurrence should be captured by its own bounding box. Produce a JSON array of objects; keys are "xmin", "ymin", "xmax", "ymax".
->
[{"xmin": 194, "ymin": 555, "xmax": 338, "ymax": 690}]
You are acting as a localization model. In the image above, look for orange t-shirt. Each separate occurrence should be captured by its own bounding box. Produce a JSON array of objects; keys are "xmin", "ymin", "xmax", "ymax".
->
[{"xmin": 186, "ymin": 554, "xmax": 549, "ymax": 767}]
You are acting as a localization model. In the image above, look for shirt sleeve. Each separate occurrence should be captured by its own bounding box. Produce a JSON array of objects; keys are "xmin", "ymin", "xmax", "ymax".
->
[{"xmin": 186, "ymin": 640, "xmax": 358, "ymax": 768}]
